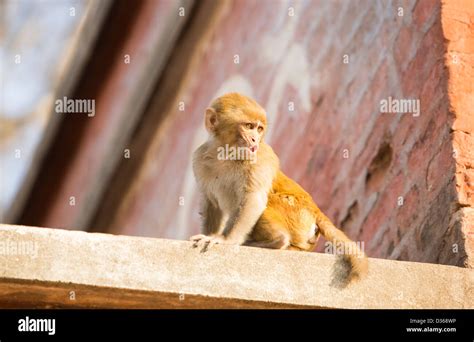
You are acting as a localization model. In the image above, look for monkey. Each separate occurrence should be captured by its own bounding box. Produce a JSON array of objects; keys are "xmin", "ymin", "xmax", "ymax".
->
[{"xmin": 190, "ymin": 93, "xmax": 368, "ymax": 283}]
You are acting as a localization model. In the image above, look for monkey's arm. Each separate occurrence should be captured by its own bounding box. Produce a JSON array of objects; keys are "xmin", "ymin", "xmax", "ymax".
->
[
  {"xmin": 200, "ymin": 197, "xmax": 225, "ymax": 235},
  {"xmin": 191, "ymin": 191, "xmax": 267, "ymax": 250},
  {"xmin": 222, "ymin": 191, "xmax": 268, "ymax": 244}
]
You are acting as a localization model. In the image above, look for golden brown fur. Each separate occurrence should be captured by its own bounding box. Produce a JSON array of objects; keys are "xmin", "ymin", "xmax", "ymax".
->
[{"xmin": 191, "ymin": 93, "xmax": 368, "ymax": 283}]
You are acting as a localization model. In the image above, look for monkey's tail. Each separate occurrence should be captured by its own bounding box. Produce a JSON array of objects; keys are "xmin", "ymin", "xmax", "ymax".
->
[{"xmin": 315, "ymin": 213, "xmax": 368, "ymax": 283}]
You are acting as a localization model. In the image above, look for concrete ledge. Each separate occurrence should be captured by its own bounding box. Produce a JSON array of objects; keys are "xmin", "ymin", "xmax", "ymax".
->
[{"xmin": 0, "ymin": 224, "xmax": 472, "ymax": 308}]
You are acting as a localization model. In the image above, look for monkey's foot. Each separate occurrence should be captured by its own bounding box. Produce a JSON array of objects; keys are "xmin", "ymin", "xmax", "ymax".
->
[{"xmin": 190, "ymin": 234, "xmax": 226, "ymax": 252}]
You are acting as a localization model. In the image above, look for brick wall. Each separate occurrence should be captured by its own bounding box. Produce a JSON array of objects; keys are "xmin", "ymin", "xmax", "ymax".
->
[
  {"xmin": 94, "ymin": 0, "xmax": 472, "ymax": 267},
  {"xmin": 441, "ymin": 0, "xmax": 474, "ymax": 267}
]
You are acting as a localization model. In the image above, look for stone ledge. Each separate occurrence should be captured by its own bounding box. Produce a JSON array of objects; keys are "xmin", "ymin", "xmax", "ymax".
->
[{"xmin": 0, "ymin": 224, "xmax": 472, "ymax": 308}]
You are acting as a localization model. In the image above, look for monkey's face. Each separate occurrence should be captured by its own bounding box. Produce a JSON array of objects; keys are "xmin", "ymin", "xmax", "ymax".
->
[
  {"xmin": 236, "ymin": 119, "xmax": 265, "ymax": 153},
  {"xmin": 212, "ymin": 113, "xmax": 266, "ymax": 154},
  {"xmin": 205, "ymin": 93, "xmax": 267, "ymax": 154}
]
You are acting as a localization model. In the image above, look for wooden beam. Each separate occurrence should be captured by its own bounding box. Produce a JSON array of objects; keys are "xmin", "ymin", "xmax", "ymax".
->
[
  {"xmin": 5, "ymin": 0, "xmax": 113, "ymax": 223},
  {"xmin": 90, "ymin": 0, "xmax": 226, "ymax": 234},
  {"xmin": 18, "ymin": 0, "xmax": 194, "ymax": 230}
]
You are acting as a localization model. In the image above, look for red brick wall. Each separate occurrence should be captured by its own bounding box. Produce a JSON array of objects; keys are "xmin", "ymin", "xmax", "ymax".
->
[
  {"xmin": 441, "ymin": 0, "xmax": 474, "ymax": 267},
  {"xmin": 104, "ymin": 0, "xmax": 471, "ymax": 267}
]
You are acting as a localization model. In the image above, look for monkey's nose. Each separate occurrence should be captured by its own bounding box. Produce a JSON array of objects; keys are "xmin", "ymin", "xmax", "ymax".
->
[{"xmin": 251, "ymin": 137, "xmax": 256, "ymax": 143}]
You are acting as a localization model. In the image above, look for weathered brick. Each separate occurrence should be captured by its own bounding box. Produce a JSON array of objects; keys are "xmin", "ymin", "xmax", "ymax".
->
[
  {"xmin": 402, "ymin": 20, "xmax": 445, "ymax": 97},
  {"xmin": 412, "ymin": 0, "xmax": 440, "ymax": 32},
  {"xmin": 396, "ymin": 184, "xmax": 421, "ymax": 236},
  {"xmin": 427, "ymin": 137, "xmax": 456, "ymax": 193},
  {"xmin": 393, "ymin": 25, "xmax": 418, "ymax": 72}
]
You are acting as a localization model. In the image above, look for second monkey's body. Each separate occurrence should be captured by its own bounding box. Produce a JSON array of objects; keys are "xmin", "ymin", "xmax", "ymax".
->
[
  {"xmin": 192, "ymin": 93, "xmax": 367, "ymax": 282},
  {"xmin": 253, "ymin": 170, "xmax": 321, "ymax": 251}
]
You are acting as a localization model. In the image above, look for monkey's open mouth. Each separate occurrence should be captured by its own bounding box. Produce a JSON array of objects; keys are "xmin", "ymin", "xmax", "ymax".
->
[{"xmin": 249, "ymin": 146, "xmax": 257, "ymax": 153}]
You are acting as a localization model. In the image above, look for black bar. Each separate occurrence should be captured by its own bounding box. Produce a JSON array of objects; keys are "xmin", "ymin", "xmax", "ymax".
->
[{"xmin": 0, "ymin": 309, "xmax": 472, "ymax": 341}]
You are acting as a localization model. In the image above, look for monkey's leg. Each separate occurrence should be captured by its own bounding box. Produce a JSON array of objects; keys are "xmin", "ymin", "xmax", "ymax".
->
[
  {"xmin": 244, "ymin": 232, "xmax": 289, "ymax": 249},
  {"xmin": 287, "ymin": 245, "xmax": 305, "ymax": 251},
  {"xmin": 245, "ymin": 208, "xmax": 290, "ymax": 249}
]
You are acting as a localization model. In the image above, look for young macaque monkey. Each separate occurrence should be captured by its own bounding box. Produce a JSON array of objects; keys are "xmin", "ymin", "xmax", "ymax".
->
[{"xmin": 191, "ymin": 93, "xmax": 368, "ymax": 282}]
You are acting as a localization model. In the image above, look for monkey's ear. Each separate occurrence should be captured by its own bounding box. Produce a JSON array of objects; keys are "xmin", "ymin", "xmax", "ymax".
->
[{"xmin": 205, "ymin": 107, "xmax": 218, "ymax": 133}]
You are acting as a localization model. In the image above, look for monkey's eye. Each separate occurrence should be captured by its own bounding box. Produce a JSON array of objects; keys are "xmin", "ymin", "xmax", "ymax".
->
[
  {"xmin": 257, "ymin": 126, "xmax": 264, "ymax": 133},
  {"xmin": 245, "ymin": 123, "xmax": 255, "ymax": 129}
]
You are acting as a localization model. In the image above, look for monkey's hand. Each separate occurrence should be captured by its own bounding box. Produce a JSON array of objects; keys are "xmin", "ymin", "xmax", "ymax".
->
[{"xmin": 190, "ymin": 234, "xmax": 236, "ymax": 252}]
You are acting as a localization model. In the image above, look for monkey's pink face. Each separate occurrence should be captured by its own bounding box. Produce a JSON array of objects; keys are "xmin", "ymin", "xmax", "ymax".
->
[{"xmin": 237, "ymin": 120, "xmax": 265, "ymax": 152}]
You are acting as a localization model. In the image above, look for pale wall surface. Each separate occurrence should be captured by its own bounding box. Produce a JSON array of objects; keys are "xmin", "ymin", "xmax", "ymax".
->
[{"xmin": 1, "ymin": 224, "xmax": 472, "ymax": 308}]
